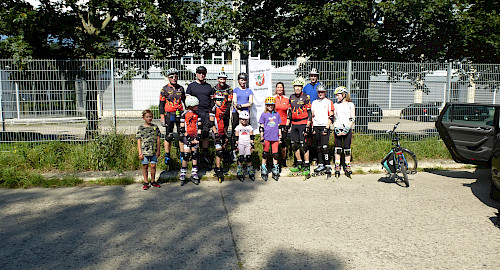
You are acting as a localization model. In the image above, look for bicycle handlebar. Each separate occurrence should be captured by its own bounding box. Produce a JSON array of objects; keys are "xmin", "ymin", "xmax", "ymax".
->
[{"xmin": 386, "ymin": 122, "xmax": 401, "ymax": 134}]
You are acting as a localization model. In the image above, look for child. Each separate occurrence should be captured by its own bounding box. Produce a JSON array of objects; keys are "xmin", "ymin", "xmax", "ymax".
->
[
  {"xmin": 136, "ymin": 109, "xmax": 161, "ymax": 190},
  {"xmin": 179, "ymin": 96, "xmax": 203, "ymax": 186},
  {"xmin": 259, "ymin": 97, "xmax": 282, "ymax": 181},
  {"xmin": 210, "ymin": 91, "xmax": 229, "ymax": 183},
  {"xmin": 311, "ymin": 85, "xmax": 334, "ymax": 176},
  {"xmin": 234, "ymin": 110, "xmax": 255, "ymax": 181}
]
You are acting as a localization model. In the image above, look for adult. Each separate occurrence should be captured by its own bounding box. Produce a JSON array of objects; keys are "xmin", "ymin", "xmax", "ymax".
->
[
  {"xmin": 159, "ymin": 68, "xmax": 185, "ymax": 167},
  {"xmin": 311, "ymin": 84, "xmax": 334, "ymax": 175},
  {"xmin": 286, "ymin": 77, "xmax": 312, "ymax": 177},
  {"xmin": 332, "ymin": 86, "xmax": 356, "ymax": 178},
  {"xmin": 186, "ymin": 66, "xmax": 215, "ymax": 168},
  {"xmin": 302, "ymin": 68, "xmax": 321, "ymax": 103},
  {"xmin": 274, "ymin": 82, "xmax": 289, "ymax": 168},
  {"xmin": 231, "ymin": 72, "xmax": 254, "ymax": 159}
]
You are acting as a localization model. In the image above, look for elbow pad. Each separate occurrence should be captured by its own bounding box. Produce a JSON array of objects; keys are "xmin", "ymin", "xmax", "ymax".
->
[
  {"xmin": 180, "ymin": 127, "xmax": 186, "ymax": 134},
  {"xmin": 259, "ymin": 126, "xmax": 264, "ymax": 134},
  {"xmin": 329, "ymin": 115, "xmax": 335, "ymax": 122},
  {"xmin": 349, "ymin": 117, "xmax": 355, "ymax": 123},
  {"xmin": 250, "ymin": 135, "xmax": 255, "ymax": 140}
]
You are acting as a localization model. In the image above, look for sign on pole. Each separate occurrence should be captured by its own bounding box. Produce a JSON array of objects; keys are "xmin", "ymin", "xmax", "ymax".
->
[{"xmin": 248, "ymin": 59, "xmax": 272, "ymax": 132}]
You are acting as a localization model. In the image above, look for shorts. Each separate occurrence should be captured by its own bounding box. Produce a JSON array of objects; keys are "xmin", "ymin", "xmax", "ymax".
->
[
  {"xmin": 214, "ymin": 134, "xmax": 228, "ymax": 150},
  {"xmin": 279, "ymin": 125, "xmax": 288, "ymax": 147},
  {"xmin": 164, "ymin": 111, "xmax": 181, "ymax": 135},
  {"xmin": 141, "ymin": 155, "xmax": 158, "ymax": 165},
  {"xmin": 183, "ymin": 135, "xmax": 199, "ymax": 150},
  {"xmin": 263, "ymin": 140, "xmax": 279, "ymax": 154},
  {"xmin": 313, "ymin": 126, "xmax": 330, "ymax": 147},
  {"xmin": 290, "ymin": 124, "xmax": 306, "ymax": 143},
  {"xmin": 238, "ymin": 141, "xmax": 252, "ymax": 156},
  {"xmin": 197, "ymin": 111, "xmax": 212, "ymax": 138},
  {"xmin": 334, "ymin": 130, "xmax": 352, "ymax": 149}
]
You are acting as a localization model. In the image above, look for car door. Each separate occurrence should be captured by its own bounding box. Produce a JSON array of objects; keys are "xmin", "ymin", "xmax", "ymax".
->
[{"xmin": 435, "ymin": 103, "xmax": 498, "ymax": 167}]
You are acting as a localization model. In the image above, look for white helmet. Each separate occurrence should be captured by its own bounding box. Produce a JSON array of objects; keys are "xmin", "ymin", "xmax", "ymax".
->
[
  {"xmin": 217, "ymin": 71, "xmax": 227, "ymax": 78},
  {"xmin": 185, "ymin": 96, "xmax": 199, "ymax": 107},
  {"xmin": 239, "ymin": 110, "xmax": 250, "ymax": 120},
  {"xmin": 292, "ymin": 77, "xmax": 305, "ymax": 86},
  {"xmin": 309, "ymin": 68, "xmax": 319, "ymax": 75},
  {"xmin": 316, "ymin": 84, "xmax": 326, "ymax": 92},
  {"xmin": 166, "ymin": 68, "xmax": 179, "ymax": 77},
  {"xmin": 334, "ymin": 86, "xmax": 348, "ymax": 95}
]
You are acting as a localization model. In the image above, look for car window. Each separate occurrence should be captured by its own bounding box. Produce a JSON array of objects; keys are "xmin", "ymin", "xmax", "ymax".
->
[{"xmin": 442, "ymin": 105, "xmax": 494, "ymax": 126}]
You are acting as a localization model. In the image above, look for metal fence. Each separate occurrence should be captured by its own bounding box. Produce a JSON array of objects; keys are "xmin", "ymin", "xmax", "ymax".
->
[{"xmin": 0, "ymin": 59, "xmax": 499, "ymax": 143}]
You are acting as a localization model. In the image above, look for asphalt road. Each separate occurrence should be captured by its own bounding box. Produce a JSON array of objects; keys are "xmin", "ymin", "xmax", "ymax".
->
[{"xmin": 1, "ymin": 169, "xmax": 499, "ymax": 270}]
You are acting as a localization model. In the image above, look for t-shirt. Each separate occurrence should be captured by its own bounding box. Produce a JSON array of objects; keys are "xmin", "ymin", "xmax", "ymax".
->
[
  {"xmin": 159, "ymin": 83, "xmax": 185, "ymax": 113},
  {"xmin": 186, "ymin": 81, "xmax": 214, "ymax": 113},
  {"xmin": 311, "ymin": 98, "xmax": 335, "ymax": 127},
  {"xmin": 213, "ymin": 84, "xmax": 232, "ymax": 113},
  {"xmin": 274, "ymin": 95, "xmax": 289, "ymax": 126},
  {"xmin": 210, "ymin": 105, "xmax": 226, "ymax": 135},
  {"xmin": 136, "ymin": 124, "xmax": 160, "ymax": 156},
  {"xmin": 288, "ymin": 92, "xmax": 311, "ymax": 125},
  {"xmin": 303, "ymin": 82, "xmax": 321, "ymax": 103},
  {"xmin": 181, "ymin": 110, "xmax": 202, "ymax": 137},
  {"xmin": 334, "ymin": 102, "xmax": 355, "ymax": 128},
  {"xmin": 235, "ymin": 124, "xmax": 253, "ymax": 144},
  {"xmin": 232, "ymin": 87, "xmax": 254, "ymax": 113},
  {"xmin": 259, "ymin": 112, "xmax": 281, "ymax": 142}
]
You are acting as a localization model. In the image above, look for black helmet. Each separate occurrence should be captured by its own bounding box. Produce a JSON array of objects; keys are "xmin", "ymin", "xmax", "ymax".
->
[
  {"xmin": 238, "ymin": 72, "xmax": 248, "ymax": 80},
  {"xmin": 196, "ymin": 66, "xmax": 207, "ymax": 74}
]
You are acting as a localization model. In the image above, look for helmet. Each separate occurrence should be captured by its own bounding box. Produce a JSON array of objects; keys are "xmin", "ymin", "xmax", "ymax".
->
[
  {"xmin": 196, "ymin": 66, "xmax": 207, "ymax": 73},
  {"xmin": 316, "ymin": 84, "xmax": 326, "ymax": 92},
  {"xmin": 238, "ymin": 72, "xmax": 248, "ymax": 80},
  {"xmin": 239, "ymin": 111, "xmax": 250, "ymax": 120},
  {"xmin": 185, "ymin": 95, "xmax": 200, "ymax": 107},
  {"xmin": 214, "ymin": 91, "xmax": 224, "ymax": 100},
  {"xmin": 166, "ymin": 68, "xmax": 179, "ymax": 77},
  {"xmin": 217, "ymin": 71, "xmax": 227, "ymax": 78},
  {"xmin": 309, "ymin": 68, "xmax": 319, "ymax": 75},
  {"xmin": 265, "ymin": 97, "xmax": 276, "ymax": 105},
  {"xmin": 292, "ymin": 77, "xmax": 305, "ymax": 87},
  {"xmin": 334, "ymin": 86, "xmax": 348, "ymax": 95}
]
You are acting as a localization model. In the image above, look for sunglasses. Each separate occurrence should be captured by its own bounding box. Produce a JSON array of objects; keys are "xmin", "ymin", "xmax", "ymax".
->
[
  {"xmin": 215, "ymin": 98, "xmax": 224, "ymax": 102},
  {"xmin": 196, "ymin": 72, "xmax": 207, "ymax": 75},
  {"xmin": 168, "ymin": 75, "xmax": 178, "ymax": 78}
]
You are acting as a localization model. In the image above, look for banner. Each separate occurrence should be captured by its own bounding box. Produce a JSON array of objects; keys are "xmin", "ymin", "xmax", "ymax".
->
[{"xmin": 248, "ymin": 59, "xmax": 272, "ymax": 132}]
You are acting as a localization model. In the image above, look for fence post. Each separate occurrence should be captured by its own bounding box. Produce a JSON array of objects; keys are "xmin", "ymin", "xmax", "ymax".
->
[
  {"xmin": 347, "ymin": 60, "xmax": 352, "ymax": 92},
  {"xmin": 0, "ymin": 69, "xmax": 4, "ymax": 131},
  {"xmin": 111, "ymin": 58, "xmax": 116, "ymax": 131},
  {"xmin": 15, "ymin": 82, "xmax": 20, "ymax": 119},
  {"xmin": 446, "ymin": 62, "xmax": 452, "ymax": 103}
]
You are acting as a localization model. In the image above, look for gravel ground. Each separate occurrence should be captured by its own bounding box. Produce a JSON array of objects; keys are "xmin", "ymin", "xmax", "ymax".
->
[{"xmin": 1, "ymin": 168, "xmax": 499, "ymax": 270}]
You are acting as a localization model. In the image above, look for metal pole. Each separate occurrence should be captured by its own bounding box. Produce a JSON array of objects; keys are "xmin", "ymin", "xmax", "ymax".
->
[
  {"xmin": 347, "ymin": 60, "xmax": 352, "ymax": 93},
  {"xmin": 446, "ymin": 62, "xmax": 452, "ymax": 103},
  {"xmin": 15, "ymin": 82, "xmax": 20, "ymax": 119},
  {"xmin": 0, "ymin": 69, "xmax": 4, "ymax": 131},
  {"xmin": 389, "ymin": 82, "xmax": 392, "ymax": 109},
  {"xmin": 111, "ymin": 58, "xmax": 116, "ymax": 131}
]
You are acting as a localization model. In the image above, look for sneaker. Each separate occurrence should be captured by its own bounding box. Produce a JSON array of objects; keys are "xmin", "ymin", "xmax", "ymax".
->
[
  {"xmin": 142, "ymin": 183, "xmax": 150, "ymax": 190},
  {"xmin": 151, "ymin": 182, "xmax": 161, "ymax": 188}
]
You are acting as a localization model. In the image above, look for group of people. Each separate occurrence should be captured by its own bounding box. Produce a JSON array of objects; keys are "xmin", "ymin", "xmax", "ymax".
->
[{"xmin": 136, "ymin": 66, "xmax": 356, "ymax": 190}]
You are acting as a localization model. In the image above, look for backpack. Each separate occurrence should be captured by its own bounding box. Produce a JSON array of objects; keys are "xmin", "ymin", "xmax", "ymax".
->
[{"xmin": 381, "ymin": 150, "xmax": 397, "ymax": 174}]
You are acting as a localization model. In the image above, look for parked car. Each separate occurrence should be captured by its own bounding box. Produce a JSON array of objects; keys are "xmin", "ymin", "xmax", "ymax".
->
[
  {"xmin": 400, "ymin": 103, "xmax": 440, "ymax": 122},
  {"xmin": 435, "ymin": 103, "xmax": 499, "ymax": 201},
  {"xmin": 367, "ymin": 104, "xmax": 383, "ymax": 122}
]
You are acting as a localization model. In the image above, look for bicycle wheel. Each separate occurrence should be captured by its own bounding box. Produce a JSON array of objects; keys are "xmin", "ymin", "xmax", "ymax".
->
[
  {"xmin": 402, "ymin": 148, "xmax": 418, "ymax": 174},
  {"xmin": 399, "ymin": 158, "xmax": 409, "ymax": 187}
]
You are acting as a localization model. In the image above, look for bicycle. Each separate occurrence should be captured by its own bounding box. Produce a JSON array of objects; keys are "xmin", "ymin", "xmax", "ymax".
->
[{"xmin": 381, "ymin": 122, "xmax": 418, "ymax": 187}]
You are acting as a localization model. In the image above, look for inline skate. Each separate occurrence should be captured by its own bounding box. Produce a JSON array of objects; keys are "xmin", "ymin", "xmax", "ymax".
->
[
  {"xmin": 288, "ymin": 162, "xmax": 303, "ymax": 177},
  {"xmin": 344, "ymin": 164, "xmax": 352, "ymax": 179},
  {"xmin": 191, "ymin": 169, "xmax": 200, "ymax": 185},
  {"xmin": 302, "ymin": 163, "xmax": 311, "ymax": 180},
  {"xmin": 180, "ymin": 170, "xmax": 186, "ymax": 186},
  {"xmin": 334, "ymin": 164, "xmax": 341, "ymax": 179},
  {"xmin": 272, "ymin": 164, "xmax": 280, "ymax": 181},
  {"xmin": 237, "ymin": 165, "xmax": 245, "ymax": 182},
  {"xmin": 247, "ymin": 165, "xmax": 255, "ymax": 181},
  {"xmin": 261, "ymin": 164, "xmax": 268, "ymax": 181},
  {"xmin": 215, "ymin": 167, "xmax": 224, "ymax": 183}
]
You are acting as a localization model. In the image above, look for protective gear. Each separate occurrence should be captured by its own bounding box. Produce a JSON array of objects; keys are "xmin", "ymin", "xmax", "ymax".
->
[
  {"xmin": 322, "ymin": 145, "xmax": 330, "ymax": 163},
  {"xmin": 236, "ymin": 104, "xmax": 243, "ymax": 110},
  {"xmin": 181, "ymin": 152, "xmax": 191, "ymax": 162},
  {"xmin": 239, "ymin": 110, "xmax": 250, "ymax": 120},
  {"xmin": 309, "ymin": 68, "xmax": 319, "ymax": 75},
  {"xmin": 245, "ymin": 155, "xmax": 252, "ymax": 162},
  {"xmin": 300, "ymin": 142, "xmax": 308, "ymax": 152},
  {"xmin": 164, "ymin": 152, "xmax": 171, "ymax": 165},
  {"xmin": 334, "ymin": 86, "xmax": 348, "ymax": 95},
  {"xmin": 217, "ymin": 71, "xmax": 227, "ymax": 78},
  {"xmin": 322, "ymin": 127, "xmax": 329, "ymax": 135},
  {"xmin": 349, "ymin": 117, "xmax": 356, "ymax": 123},
  {"xmin": 292, "ymin": 77, "xmax": 305, "ymax": 87},
  {"xmin": 262, "ymin": 151, "xmax": 269, "ymax": 158},
  {"xmin": 196, "ymin": 66, "xmax": 207, "ymax": 73},
  {"xmin": 316, "ymin": 84, "xmax": 326, "ymax": 92},
  {"xmin": 344, "ymin": 148, "xmax": 351, "ymax": 156},
  {"xmin": 216, "ymin": 150, "xmax": 224, "ymax": 158},
  {"xmin": 272, "ymin": 153, "xmax": 279, "ymax": 160},
  {"xmin": 185, "ymin": 95, "xmax": 200, "ymax": 107},
  {"xmin": 250, "ymin": 134, "xmax": 255, "ymax": 140},
  {"xmin": 238, "ymin": 155, "xmax": 245, "ymax": 164},
  {"xmin": 179, "ymin": 126, "xmax": 186, "ymax": 134},
  {"xmin": 304, "ymin": 125, "xmax": 312, "ymax": 135},
  {"xmin": 259, "ymin": 126, "xmax": 264, "ymax": 134},
  {"xmin": 334, "ymin": 127, "xmax": 344, "ymax": 135},
  {"xmin": 166, "ymin": 133, "xmax": 174, "ymax": 142},
  {"xmin": 191, "ymin": 151, "xmax": 199, "ymax": 161},
  {"xmin": 291, "ymin": 141, "xmax": 300, "ymax": 152},
  {"xmin": 265, "ymin": 97, "xmax": 276, "ymax": 105},
  {"xmin": 335, "ymin": 147, "xmax": 343, "ymax": 155},
  {"xmin": 213, "ymin": 132, "xmax": 221, "ymax": 141},
  {"xmin": 166, "ymin": 68, "xmax": 179, "ymax": 77},
  {"xmin": 214, "ymin": 92, "xmax": 224, "ymax": 100},
  {"xmin": 343, "ymin": 126, "xmax": 351, "ymax": 134},
  {"xmin": 329, "ymin": 115, "xmax": 335, "ymax": 123},
  {"xmin": 238, "ymin": 72, "xmax": 248, "ymax": 80}
]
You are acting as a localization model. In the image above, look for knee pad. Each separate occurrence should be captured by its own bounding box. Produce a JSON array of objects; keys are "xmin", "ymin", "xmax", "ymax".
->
[
  {"xmin": 262, "ymin": 151, "xmax": 269, "ymax": 158},
  {"xmin": 245, "ymin": 155, "xmax": 252, "ymax": 163},
  {"xmin": 202, "ymin": 130, "xmax": 210, "ymax": 139},
  {"xmin": 238, "ymin": 155, "xmax": 245, "ymax": 163},
  {"xmin": 291, "ymin": 141, "xmax": 299, "ymax": 152},
  {"xmin": 191, "ymin": 151, "xmax": 199, "ymax": 161},
  {"xmin": 335, "ymin": 147, "xmax": 343, "ymax": 155},
  {"xmin": 322, "ymin": 145, "xmax": 329, "ymax": 153},
  {"xmin": 272, "ymin": 153, "xmax": 279, "ymax": 160},
  {"xmin": 166, "ymin": 133, "xmax": 174, "ymax": 142},
  {"xmin": 216, "ymin": 150, "xmax": 224, "ymax": 158},
  {"xmin": 300, "ymin": 142, "xmax": 308, "ymax": 152},
  {"xmin": 344, "ymin": 148, "xmax": 351, "ymax": 156},
  {"xmin": 181, "ymin": 152, "xmax": 190, "ymax": 161}
]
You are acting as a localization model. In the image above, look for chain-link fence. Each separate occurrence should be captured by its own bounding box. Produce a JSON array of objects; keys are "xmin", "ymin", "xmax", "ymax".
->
[{"xmin": 0, "ymin": 59, "xmax": 498, "ymax": 143}]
